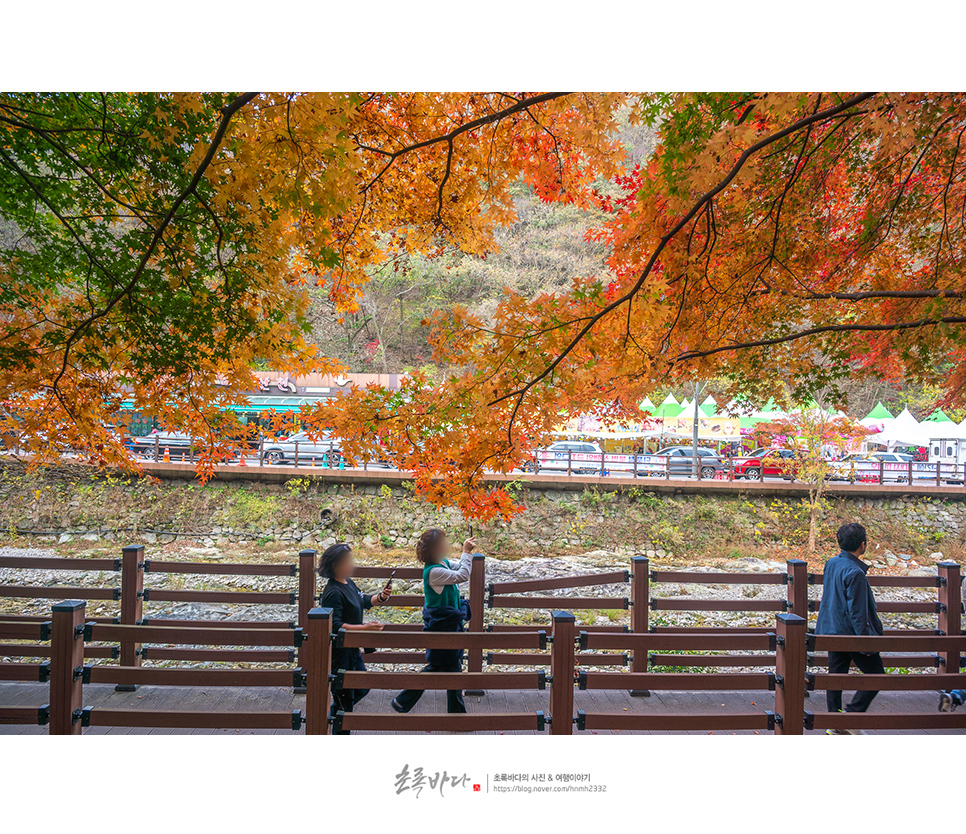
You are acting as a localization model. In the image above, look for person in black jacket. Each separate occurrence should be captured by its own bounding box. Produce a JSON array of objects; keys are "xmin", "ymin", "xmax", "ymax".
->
[
  {"xmin": 318, "ymin": 542, "xmax": 391, "ymax": 734},
  {"xmin": 815, "ymin": 523, "xmax": 884, "ymax": 731}
]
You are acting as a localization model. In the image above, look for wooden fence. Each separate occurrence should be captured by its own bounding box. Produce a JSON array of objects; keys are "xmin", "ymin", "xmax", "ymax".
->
[
  {"xmin": 5, "ymin": 603, "xmax": 965, "ymax": 734},
  {"xmin": 1, "ymin": 546, "xmax": 963, "ymax": 734},
  {"xmin": 0, "ymin": 600, "xmax": 306, "ymax": 734},
  {"xmin": 0, "ymin": 547, "xmax": 489, "ymax": 680}
]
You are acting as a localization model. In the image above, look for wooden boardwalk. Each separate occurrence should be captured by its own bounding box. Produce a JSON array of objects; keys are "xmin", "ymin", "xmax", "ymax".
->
[{"xmin": 2, "ymin": 682, "xmax": 960, "ymax": 735}]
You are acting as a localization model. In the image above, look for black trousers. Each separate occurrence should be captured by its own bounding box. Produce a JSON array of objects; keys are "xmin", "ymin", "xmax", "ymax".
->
[
  {"xmin": 826, "ymin": 650, "xmax": 885, "ymax": 713},
  {"xmin": 394, "ymin": 655, "xmax": 466, "ymax": 714},
  {"xmin": 330, "ymin": 652, "xmax": 370, "ymax": 734}
]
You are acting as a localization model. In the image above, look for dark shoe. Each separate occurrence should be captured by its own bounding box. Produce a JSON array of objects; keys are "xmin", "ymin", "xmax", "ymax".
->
[
  {"xmin": 939, "ymin": 691, "xmax": 956, "ymax": 712},
  {"xmin": 391, "ymin": 698, "xmax": 408, "ymax": 714},
  {"xmin": 825, "ymin": 708, "xmax": 852, "ymax": 734}
]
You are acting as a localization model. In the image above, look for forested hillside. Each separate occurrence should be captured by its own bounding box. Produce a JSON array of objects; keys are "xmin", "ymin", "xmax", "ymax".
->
[{"xmin": 307, "ymin": 117, "xmax": 657, "ymax": 375}]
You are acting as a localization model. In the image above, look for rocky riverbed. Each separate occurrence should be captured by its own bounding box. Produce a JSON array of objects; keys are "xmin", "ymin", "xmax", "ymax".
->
[{"xmin": 0, "ymin": 543, "xmax": 946, "ymax": 668}]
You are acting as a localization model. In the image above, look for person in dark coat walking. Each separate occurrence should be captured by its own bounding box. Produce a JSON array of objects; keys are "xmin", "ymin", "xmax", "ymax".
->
[
  {"xmin": 815, "ymin": 523, "xmax": 884, "ymax": 731},
  {"xmin": 318, "ymin": 542, "xmax": 392, "ymax": 734}
]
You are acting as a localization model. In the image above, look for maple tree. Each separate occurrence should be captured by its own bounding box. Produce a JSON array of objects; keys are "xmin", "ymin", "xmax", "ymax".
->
[
  {"xmin": 345, "ymin": 92, "xmax": 966, "ymax": 518},
  {"xmin": 11, "ymin": 92, "xmax": 966, "ymax": 522},
  {"xmin": 751, "ymin": 409, "xmax": 870, "ymax": 553},
  {"xmin": 0, "ymin": 92, "xmax": 625, "ymax": 486}
]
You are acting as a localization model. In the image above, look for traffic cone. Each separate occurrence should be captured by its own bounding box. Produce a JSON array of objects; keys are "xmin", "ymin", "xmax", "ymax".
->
[
  {"xmin": 238, "ymin": 451, "xmax": 247, "ymax": 466},
  {"xmin": 162, "ymin": 446, "xmax": 170, "ymax": 462}
]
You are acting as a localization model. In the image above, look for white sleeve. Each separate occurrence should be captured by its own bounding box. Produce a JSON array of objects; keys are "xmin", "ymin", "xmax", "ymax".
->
[{"xmin": 428, "ymin": 551, "xmax": 473, "ymax": 595}]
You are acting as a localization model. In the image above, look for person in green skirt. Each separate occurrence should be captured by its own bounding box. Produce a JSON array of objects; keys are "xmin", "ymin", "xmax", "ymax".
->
[{"xmin": 391, "ymin": 528, "xmax": 475, "ymax": 714}]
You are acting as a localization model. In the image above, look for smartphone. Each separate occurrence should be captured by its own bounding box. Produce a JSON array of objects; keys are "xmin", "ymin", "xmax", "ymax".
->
[
  {"xmin": 384, "ymin": 570, "xmax": 396, "ymax": 591},
  {"xmin": 469, "ymin": 525, "xmax": 473, "ymax": 538}
]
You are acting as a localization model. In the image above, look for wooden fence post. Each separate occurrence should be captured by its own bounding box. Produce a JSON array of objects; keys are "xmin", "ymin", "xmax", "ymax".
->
[
  {"xmin": 550, "ymin": 611, "xmax": 575, "ymax": 735},
  {"xmin": 49, "ymin": 600, "xmax": 86, "ymax": 735},
  {"xmin": 774, "ymin": 613, "xmax": 807, "ymax": 735},
  {"xmin": 296, "ymin": 549, "xmax": 317, "ymax": 693},
  {"xmin": 117, "ymin": 545, "xmax": 144, "ymax": 691},
  {"xmin": 464, "ymin": 553, "xmax": 486, "ymax": 696},
  {"xmin": 298, "ymin": 549, "xmax": 317, "ymax": 632},
  {"xmin": 785, "ymin": 559, "xmax": 808, "ymax": 620},
  {"xmin": 629, "ymin": 556, "xmax": 650, "ymax": 697},
  {"xmin": 305, "ymin": 606, "xmax": 333, "ymax": 735},
  {"xmin": 938, "ymin": 561, "xmax": 962, "ymax": 674}
]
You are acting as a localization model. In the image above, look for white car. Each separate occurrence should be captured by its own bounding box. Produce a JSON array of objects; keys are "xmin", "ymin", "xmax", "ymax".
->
[
  {"xmin": 829, "ymin": 452, "xmax": 929, "ymax": 482},
  {"xmin": 527, "ymin": 441, "xmax": 605, "ymax": 473}
]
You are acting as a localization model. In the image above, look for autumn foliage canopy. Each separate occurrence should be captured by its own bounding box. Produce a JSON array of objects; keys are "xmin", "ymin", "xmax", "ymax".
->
[{"xmin": 4, "ymin": 92, "xmax": 966, "ymax": 518}]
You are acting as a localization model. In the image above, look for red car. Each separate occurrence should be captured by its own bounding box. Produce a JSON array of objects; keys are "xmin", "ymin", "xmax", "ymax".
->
[{"xmin": 733, "ymin": 448, "xmax": 799, "ymax": 480}]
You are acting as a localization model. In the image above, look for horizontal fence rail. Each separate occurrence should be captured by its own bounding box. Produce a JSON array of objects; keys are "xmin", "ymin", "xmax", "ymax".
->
[
  {"xmin": 578, "ymin": 671, "xmax": 776, "ymax": 691},
  {"xmin": 85, "ymin": 666, "xmax": 300, "ymax": 688},
  {"xmin": 0, "ymin": 548, "xmax": 963, "ymax": 735},
  {"xmin": 0, "ymin": 556, "xmax": 120, "ymax": 571},
  {"xmin": 338, "ymin": 629, "xmax": 547, "ymax": 651},
  {"xmin": 576, "ymin": 711, "xmax": 775, "ymax": 732},
  {"xmin": 140, "ymin": 618, "xmax": 296, "ymax": 629},
  {"xmin": 580, "ymin": 632, "xmax": 776, "ymax": 652},
  {"xmin": 140, "ymin": 589, "xmax": 295, "ymax": 605},
  {"xmin": 85, "ymin": 623, "xmax": 304, "ymax": 647},
  {"xmin": 489, "ymin": 595, "xmax": 628, "ymax": 610},
  {"xmin": 0, "ymin": 585, "xmax": 119, "ymax": 600},
  {"xmin": 143, "ymin": 560, "xmax": 297, "ymax": 576},
  {"xmin": 488, "ymin": 570, "xmax": 629, "ymax": 595},
  {"xmin": 334, "ymin": 671, "xmax": 545, "ymax": 691},
  {"xmin": 78, "ymin": 708, "xmax": 303, "ymax": 731},
  {"xmin": 333, "ymin": 711, "xmax": 546, "ymax": 734},
  {"xmin": 650, "ymin": 570, "xmax": 787, "ymax": 585}
]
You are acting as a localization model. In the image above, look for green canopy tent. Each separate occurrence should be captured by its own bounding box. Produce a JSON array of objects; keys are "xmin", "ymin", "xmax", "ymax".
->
[
  {"xmin": 863, "ymin": 401, "xmax": 895, "ymax": 422},
  {"xmin": 651, "ymin": 394, "xmax": 683, "ymax": 419}
]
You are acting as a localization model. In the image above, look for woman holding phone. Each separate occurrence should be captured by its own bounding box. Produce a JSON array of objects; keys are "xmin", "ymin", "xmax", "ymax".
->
[
  {"xmin": 391, "ymin": 528, "xmax": 476, "ymax": 715},
  {"xmin": 318, "ymin": 542, "xmax": 392, "ymax": 733}
]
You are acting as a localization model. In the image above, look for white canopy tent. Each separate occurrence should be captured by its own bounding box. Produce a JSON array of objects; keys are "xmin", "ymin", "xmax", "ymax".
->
[
  {"xmin": 923, "ymin": 421, "xmax": 966, "ymax": 441},
  {"xmin": 871, "ymin": 408, "xmax": 930, "ymax": 447}
]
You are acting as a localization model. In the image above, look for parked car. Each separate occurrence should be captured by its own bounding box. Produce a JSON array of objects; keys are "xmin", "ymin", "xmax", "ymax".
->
[
  {"xmin": 645, "ymin": 446, "xmax": 723, "ymax": 478},
  {"xmin": 733, "ymin": 448, "xmax": 799, "ymax": 480},
  {"xmin": 829, "ymin": 451, "xmax": 927, "ymax": 482},
  {"xmin": 527, "ymin": 441, "xmax": 605, "ymax": 474},
  {"xmin": 130, "ymin": 430, "xmax": 259, "ymax": 462},
  {"xmin": 130, "ymin": 431, "xmax": 195, "ymax": 460},
  {"xmin": 260, "ymin": 430, "xmax": 344, "ymax": 465}
]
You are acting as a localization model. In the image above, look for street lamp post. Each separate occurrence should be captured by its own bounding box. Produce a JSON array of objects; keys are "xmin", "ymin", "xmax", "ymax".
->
[{"xmin": 691, "ymin": 380, "xmax": 704, "ymax": 479}]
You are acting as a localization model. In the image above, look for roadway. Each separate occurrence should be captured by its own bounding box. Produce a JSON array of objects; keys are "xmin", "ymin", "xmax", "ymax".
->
[{"xmin": 138, "ymin": 459, "xmax": 966, "ymax": 500}]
